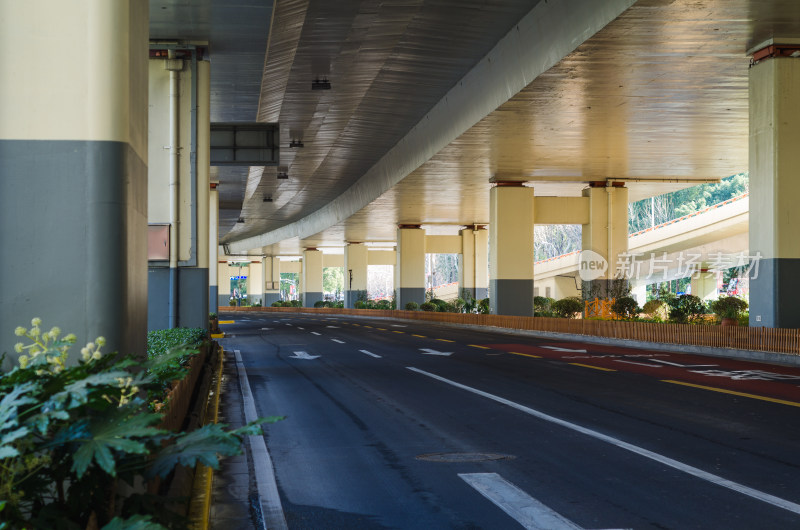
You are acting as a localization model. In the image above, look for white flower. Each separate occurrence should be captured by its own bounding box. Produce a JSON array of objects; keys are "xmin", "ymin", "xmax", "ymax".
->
[
  {"xmin": 95, "ymin": 336, "xmax": 106, "ymax": 347},
  {"xmin": 14, "ymin": 343, "xmax": 23, "ymax": 353},
  {"xmin": 31, "ymin": 317, "xmax": 42, "ymax": 327},
  {"xmin": 92, "ymin": 351, "xmax": 102, "ymax": 361},
  {"xmin": 14, "ymin": 327, "xmax": 26, "ymax": 337}
]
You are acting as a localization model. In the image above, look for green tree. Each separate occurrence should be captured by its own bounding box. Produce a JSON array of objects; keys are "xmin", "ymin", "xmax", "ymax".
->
[{"xmin": 323, "ymin": 267, "xmax": 344, "ymax": 297}]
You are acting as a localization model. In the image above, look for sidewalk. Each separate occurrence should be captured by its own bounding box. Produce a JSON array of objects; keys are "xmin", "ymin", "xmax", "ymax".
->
[{"xmin": 209, "ymin": 347, "xmax": 260, "ymax": 529}]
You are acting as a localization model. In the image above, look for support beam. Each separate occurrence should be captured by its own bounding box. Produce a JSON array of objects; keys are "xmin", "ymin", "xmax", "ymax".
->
[
  {"xmin": 581, "ymin": 184, "xmax": 629, "ymax": 299},
  {"xmin": 489, "ymin": 184, "xmax": 535, "ymax": 316},
  {"xmin": 345, "ymin": 243, "xmax": 368, "ymax": 308},
  {"xmin": 0, "ymin": 0, "xmax": 148, "ymax": 364},
  {"xmin": 302, "ymin": 249, "xmax": 323, "ymax": 307},
  {"xmin": 749, "ymin": 53, "xmax": 800, "ymax": 327},
  {"xmin": 396, "ymin": 226, "xmax": 426, "ymax": 308}
]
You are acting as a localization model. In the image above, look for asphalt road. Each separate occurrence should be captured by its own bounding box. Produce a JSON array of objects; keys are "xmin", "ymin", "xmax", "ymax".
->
[{"xmin": 218, "ymin": 313, "xmax": 800, "ymax": 530}]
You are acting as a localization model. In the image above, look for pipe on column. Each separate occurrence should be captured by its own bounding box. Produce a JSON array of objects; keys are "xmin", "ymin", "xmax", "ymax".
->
[{"xmin": 168, "ymin": 49, "xmax": 180, "ymax": 328}]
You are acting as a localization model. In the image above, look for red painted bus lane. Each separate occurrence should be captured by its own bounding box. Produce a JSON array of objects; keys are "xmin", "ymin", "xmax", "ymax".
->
[{"xmin": 489, "ymin": 341, "xmax": 800, "ymax": 405}]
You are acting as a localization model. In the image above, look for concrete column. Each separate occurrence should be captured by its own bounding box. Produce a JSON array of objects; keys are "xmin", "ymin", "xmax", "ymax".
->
[
  {"xmin": 460, "ymin": 227, "xmax": 489, "ymax": 301},
  {"xmin": 396, "ymin": 226, "xmax": 427, "ymax": 308},
  {"xmin": 209, "ymin": 184, "xmax": 220, "ymax": 310},
  {"xmin": 690, "ymin": 266, "xmax": 718, "ymax": 302},
  {"xmin": 489, "ymin": 183, "xmax": 535, "ymax": 316},
  {"xmin": 249, "ymin": 259, "xmax": 264, "ymax": 305},
  {"xmin": 581, "ymin": 183, "xmax": 629, "ymax": 299},
  {"xmin": 344, "ymin": 243, "xmax": 369, "ymax": 308},
  {"xmin": 0, "ymin": 1, "xmax": 148, "ymax": 365},
  {"xmin": 749, "ymin": 51, "xmax": 800, "ymax": 327},
  {"xmin": 264, "ymin": 257, "xmax": 281, "ymax": 306},
  {"xmin": 631, "ymin": 283, "xmax": 648, "ymax": 306},
  {"xmin": 302, "ymin": 249, "xmax": 324, "ymax": 307}
]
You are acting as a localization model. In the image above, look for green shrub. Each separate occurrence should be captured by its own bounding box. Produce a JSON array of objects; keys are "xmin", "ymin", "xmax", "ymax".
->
[
  {"xmin": 405, "ymin": 301, "xmax": 419, "ymax": 311},
  {"xmin": 228, "ymin": 298, "xmax": 236, "ymax": 306},
  {"xmin": 533, "ymin": 296, "xmax": 555, "ymax": 315},
  {"xmin": 420, "ymin": 302, "xmax": 437, "ymax": 311},
  {"xmin": 271, "ymin": 301, "xmax": 282, "ymax": 307},
  {"xmin": 314, "ymin": 300, "xmax": 325, "ymax": 308},
  {"xmin": 642, "ymin": 299, "xmax": 668, "ymax": 319},
  {"xmin": 209, "ymin": 312, "xmax": 217, "ymax": 319},
  {"xmin": 333, "ymin": 301, "xmax": 344, "ymax": 309},
  {"xmin": 710, "ymin": 296, "xmax": 748, "ymax": 320},
  {"xmin": 478, "ymin": 298, "xmax": 490, "ymax": 314},
  {"xmin": 290, "ymin": 300, "xmax": 302, "ymax": 307},
  {"xmin": 354, "ymin": 301, "xmax": 367, "ymax": 309},
  {"xmin": 375, "ymin": 299, "xmax": 392, "ymax": 310},
  {"xmin": 0, "ymin": 319, "xmax": 279, "ymax": 528},
  {"xmin": 147, "ymin": 327, "xmax": 207, "ymax": 390},
  {"xmin": 611, "ymin": 296, "xmax": 640, "ymax": 320},
  {"xmin": 552, "ymin": 297, "xmax": 583, "ymax": 318},
  {"xmin": 669, "ymin": 294, "xmax": 707, "ymax": 323},
  {"xmin": 738, "ymin": 312, "xmax": 750, "ymax": 326}
]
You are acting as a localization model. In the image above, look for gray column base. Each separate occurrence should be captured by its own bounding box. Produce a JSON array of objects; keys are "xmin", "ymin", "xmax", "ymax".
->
[
  {"xmin": 397, "ymin": 287, "xmax": 425, "ymax": 309},
  {"xmin": 209, "ymin": 286, "xmax": 218, "ymax": 312},
  {"xmin": 149, "ymin": 267, "xmax": 209, "ymax": 330},
  {"xmin": 219, "ymin": 293, "xmax": 234, "ymax": 308},
  {"xmin": 345, "ymin": 289, "xmax": 368, "ymax": 308},
  {"xmin": 490, "ymin": 279, "xmax": 533, "ymax": 316},
  {"xmin": 303, "ymin": 291, "xmax": 324, "ymax": 307},
  {"xmin": 750, "ymin": 258, "xmax": 800, "ymax": 328},
  {"xmin": 265, "ymin": 292, "xmax": 281, "ymax": 306},
  {"xmin": 0, "ymin": 140, "xmax": 148, "ymax": 366}
]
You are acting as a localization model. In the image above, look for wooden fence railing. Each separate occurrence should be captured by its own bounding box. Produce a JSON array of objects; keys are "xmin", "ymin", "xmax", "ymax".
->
[{"xmin": 221, "ymin": 306, "xmax": 800, "ymax": 356}]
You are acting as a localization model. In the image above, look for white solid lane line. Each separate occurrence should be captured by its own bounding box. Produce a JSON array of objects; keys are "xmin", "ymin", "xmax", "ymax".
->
[
  {"xmin": 332, "ymin": 339, "xmax": 345, "ymax": 344},
  {"xmin": 359, "ymin": 350, "xmax": 382, "ymax": 358},
  {"xmin": 311, "ymin": 332, "xmax": 321, "ymax": 336},
  {"xmin": 234, "ymin": 350, "xmax": 287, "ymax": 529},
  {"xmin": 459, "ymin": 473, "xmax": 582, "ymax": 530},
  {"xmin": 407, "ymin": 367, "xmax": 800, "ymax": 516}
]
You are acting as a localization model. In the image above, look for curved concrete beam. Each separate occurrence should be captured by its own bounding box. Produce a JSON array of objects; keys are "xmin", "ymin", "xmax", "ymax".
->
[{"xmin": 227, "ymin": 0, "xmax": 636, "ymax": 254}]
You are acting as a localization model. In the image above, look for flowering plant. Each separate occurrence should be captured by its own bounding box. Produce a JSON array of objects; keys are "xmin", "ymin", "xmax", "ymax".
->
[{"xmin": 0, "ymin": 319, "xmax": 272, "ymax": 529}]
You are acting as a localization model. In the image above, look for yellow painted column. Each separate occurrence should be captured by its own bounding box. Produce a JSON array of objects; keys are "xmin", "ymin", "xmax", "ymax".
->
[
  {"xmin": 396, "ymin": 226, "xmax": 427, "ymax": 308},
  {"xmin": 489, "ymin": 183, "xmax": 535, "ymax": 316},
  {"xmin": 749, "ymin": 48, "xmax": 800, "ymax": 327},
  {"xmin": 345, "ymin": 243, "xmax": 369, "ymax": 308},
  {"xmin": 302, "ymin": 249, "xmax": 324, "ymax": 307},
  {"xmin": 581, "ymin": 183, "xmax": 629, "ymax": 299},
  {"xmin": 264, "ymin": 257, "xmax": 281, "ymax": 306},
  {"xmin": 0, "ymin": 0, "xmax": 148, "ymax": 363},
  {"xmin": 460, "ymin": 227, "xmax": 489, "ymax": 302}
]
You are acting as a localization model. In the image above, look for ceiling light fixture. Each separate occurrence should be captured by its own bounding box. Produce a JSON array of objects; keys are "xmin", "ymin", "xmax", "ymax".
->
[
  {"xmin": 289, "ymin": 139, "xmax": 304, "ymax": 148},
  {"xmin": 263, "ymin": 195, "xmax": 273, "ymax": 202},
  {"xmin": 237, "ymin": 217, "xmax": 245, "ymax": 223},
  {"xmin": 312, "ymin": 78, "xmax": 331, "ymax": 90},
  {"xmin": 277, "ymin": 171, "xmax": 289, "ymax": 179}
]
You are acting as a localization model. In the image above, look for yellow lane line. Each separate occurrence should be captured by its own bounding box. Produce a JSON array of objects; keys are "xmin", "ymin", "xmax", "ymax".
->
[
  {"xmin": 412, "ymin": 334, "xmax": 427, "ymax": 338},
  {"xmin": 469, "ymin": 344, "xmax": 491, "ymax": 350},
  {"xmin": 353, "ymin": 324, "xmax": 360, "ymax": 326},
  {"xmin": 210, "ymin": 333, "xmax": 225, "ymax": 339},
  {"xmin": 218, "ymin": 320, "xmax": 235, "ymax": 324},
  {"xmin": 436, "ymin": 338, "xmax": 455, "ymax": 343},
  {"xmin": 364, "ymin": 325, "xmax": 373, "ymax": 328},
  {"xmin": 393, "ymin": 330, "xmax": 405, "ymax": 334},
  {"xmin": 662, "ymin": 380, "xmax": 800, "ymax": 408},
  {"xmin": 376, "ymin": 328, "xmax": 387, "ymax": 331},
  {"xmin": 509, "ymin": 351, "xmax": 541, "ymax": 359},
  {"xmin": 570, "ymin": 363, "xmax": 616, "ymax": 372}
]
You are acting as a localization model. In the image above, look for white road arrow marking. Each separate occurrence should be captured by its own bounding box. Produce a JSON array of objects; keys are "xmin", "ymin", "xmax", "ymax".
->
[
  {"xmin": 360, "ymin": 350, "xmax": 381, "ymax": 358},
  {"xmin": 541, "ymin": 346, "xmax": 587, "ymax": 353},
  {"xmin": 290, "ymin": 351, "xmax": 319, "ymax": 360},
  {"xmin": 420, "ymin": 348, "xmax": 453, "ymax": 356},
  {"xmin": 652, "ymin": 359, "xmax": 718, "ymax": 368}
]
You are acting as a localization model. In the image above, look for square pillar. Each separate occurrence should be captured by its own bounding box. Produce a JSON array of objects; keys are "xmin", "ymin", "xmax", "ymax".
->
[
  {"xmin": 489, "ymin": 183, "xmax": 534, "ymax": 316},
  {"xmin": 581, "ymin": 183, "xmax": 629, "ymax": 299},
  {"xmin": 209, "ymin": 183, "xmax": 220, "ymax": 310},
  {"xmin": 396, "ymin": 226, "xmax": 426, "ymax": 308},
  {"xmin": 264, "ymin": 257, "xmax": 281, "ymax": 306},
  {"xmin": 460, "ymin": 227, "xmax": 489, "ymax": 302},
  {"xmin": 749, "ymin": 52, "xmax": 800, "ymax": 327},
  {"xmin": 302, "ymin": 249, "xmax": 324, "ymax": 307},
  {"xmin": 0, "ymin": 1, "xmax": 149, "ymax": 364},
  {"xmin": 345, "ymin": 243, "xmax": 369, "ymax": 308}
]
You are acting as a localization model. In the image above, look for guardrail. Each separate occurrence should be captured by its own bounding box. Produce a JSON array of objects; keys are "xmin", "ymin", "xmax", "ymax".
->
[{"xmin": 221, "ymin": 306, "xmax": 800, "ymax": 355}]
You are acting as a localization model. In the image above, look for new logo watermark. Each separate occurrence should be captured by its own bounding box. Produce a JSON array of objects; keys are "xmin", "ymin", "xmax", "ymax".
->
[{"xmin": 579, "ymin": 250, "xmax": 608, "ymax": 281}]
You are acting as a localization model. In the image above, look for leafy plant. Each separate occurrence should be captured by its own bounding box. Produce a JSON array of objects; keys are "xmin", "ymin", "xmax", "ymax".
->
[
  {"xmin": 0, "ymin": 319, "xmax": 279, "ymax": 528},
  {"xmin": 642, "ymin": 299, "xmax": 668, "ymax": 320},
  {"xmin": 477, "ymin": 298, "xmax": 490, "ymax": 314},
  {"xmin": 611, "ymin": 296, "xmax": 640, "ymax": 320},
  {"xmin": 668, "ymin": 294, "xmax": 708, "ymax": 324},
  {"xmin": 533, "ymin": 296, "xmax": 555, "ymax": 315},
  {"xmin": 405, "ymin": 301, "xmax": 419, "ymax": 311},
  {"xmin": 710, "ymin": 296, "xmax": 748, "ymax": 320},
  {"xmin": 552, "ymin": 297, "xmax": 583, "ymax": 318},
  {"xmin": 420, "ymin": 302, "xmax": 437, "ymax": 312}
]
